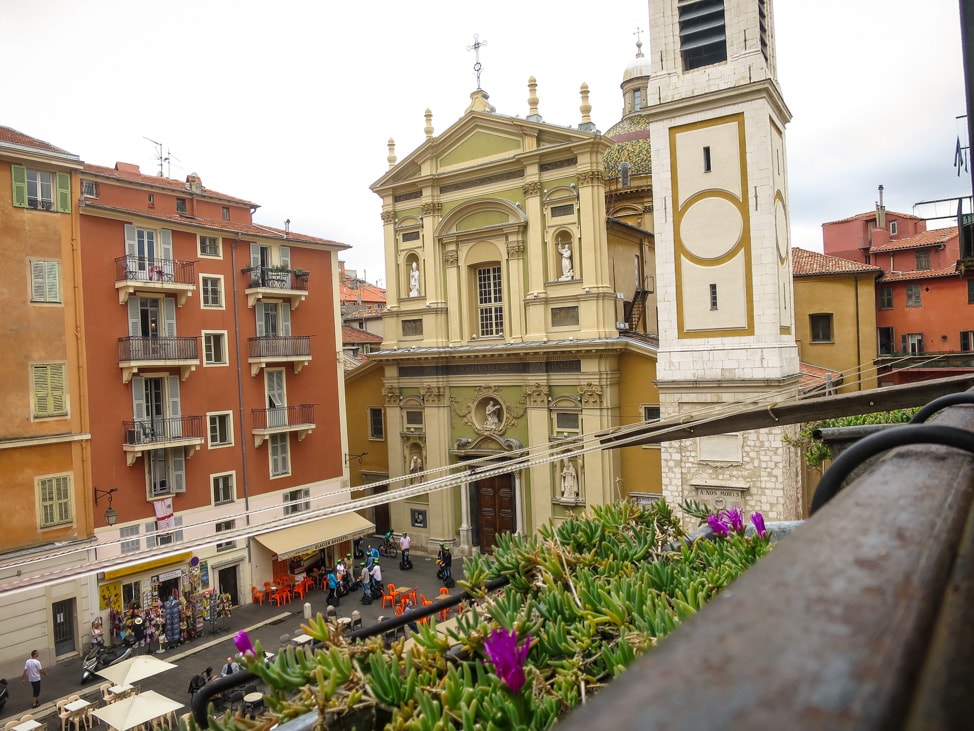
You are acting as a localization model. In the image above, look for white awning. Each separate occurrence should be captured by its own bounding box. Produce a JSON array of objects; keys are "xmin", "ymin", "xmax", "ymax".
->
[{"xmin": 253, "ymin": 513, "xmax": 374, "ymax": 560}]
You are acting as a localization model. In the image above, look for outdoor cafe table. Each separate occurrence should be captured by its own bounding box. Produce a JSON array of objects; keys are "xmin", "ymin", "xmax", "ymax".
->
[
  {"xmin": 292, "ymin": 633, "xmax": 313, "ymax": 645},
  {"xmin": 65, "ymin": 699, "xmax": 90, "ymax": 713},
  {"xmin": 12, "ymin": 721, "xmax": 42, "ymax": 731}
]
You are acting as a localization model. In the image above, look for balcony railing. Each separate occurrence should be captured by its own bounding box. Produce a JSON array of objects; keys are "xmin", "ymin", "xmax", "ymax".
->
[
  {"xmin": 251, "ymin": 404, "xmax": 316, "ymax": 447},
  {"xmin": 122, "ymin": 416, "xmax": 204, "ymax": 466},
  {"xmin": 242, "ymin": 267, "xmax": 310, "ymax": 309},
  {"xmin": 114, "ymin": 255, "xmax": 196, "ymax": 306},
  {"xmin": 248, "ymin": 336, "xmax": 311, "ymax": 376},
  {"xmin": 118, "ymin": 336, "xmax": 199, "ymax": 383}
]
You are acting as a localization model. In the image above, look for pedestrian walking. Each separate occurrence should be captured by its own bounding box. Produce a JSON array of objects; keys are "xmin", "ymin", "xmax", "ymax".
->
[
  {"xmin": 21, "ymin": 649, "xmax": 46, "ymax": 708},
  {"xmin": 400, "ymin": 532, "xmax": 411, "ymax": 563},
  {"xmin": 326, "ymin": 569, "xmax": 340, "ymax": 606}
]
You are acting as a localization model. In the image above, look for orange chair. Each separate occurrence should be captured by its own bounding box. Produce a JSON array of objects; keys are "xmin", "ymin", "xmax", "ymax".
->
[
  {"xmin": 439, "ymin": 587, "xmax": 450, "ymax": 596},
  {"xmin": 419, "ymin": 593, "xmax": 433, "ymax": 607},
  {"xmin": 292, "ymin": 581, "xmax": 307, "ymax": 601},
  {"xmin": 380, "ymin": 586, "xmax": 396, "ymax": 609},
  {"xmin": 251, "ymin": 586, "xmax": 265, "ymax": 606}
]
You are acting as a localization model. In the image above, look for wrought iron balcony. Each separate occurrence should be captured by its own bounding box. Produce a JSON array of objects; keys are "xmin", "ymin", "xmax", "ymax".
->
[
  {"xmin": 242, "ymin": 266, "xmax": 310, "ymax": 309},
  {"xmin": 118, "ymin": 336, "xmax": 199, "ymax": 383},
  {"xmin": 251, "ymin": 404, "xmax": 316, "ymax": 447},
  {"xmin": 122, "ymin": 416, "xmax": 204, "ymax": 466},
  {"xmin": 247, "ymin": 336, "xmax": 312, "ymax": 376},
  {"xmin": 115, "ymin": 255, "xmax": 196, "ymax": 306}
]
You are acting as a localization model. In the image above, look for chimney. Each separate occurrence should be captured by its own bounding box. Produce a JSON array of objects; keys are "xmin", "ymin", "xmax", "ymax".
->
[{"xmin": 876, "ymin": 184, "xmax": 886, "ymax": 229}]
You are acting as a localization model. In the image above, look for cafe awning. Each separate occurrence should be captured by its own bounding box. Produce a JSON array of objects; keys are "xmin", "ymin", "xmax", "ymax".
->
[{"xmin": 254, "ymin": 513, "xmax": 375, "ymax": 560}]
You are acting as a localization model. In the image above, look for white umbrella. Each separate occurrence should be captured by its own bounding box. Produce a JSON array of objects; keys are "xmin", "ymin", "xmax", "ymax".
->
[
  {"xmin": 96, "ymin": 655, "xmax": 177, "ymax": 686},
  {"xmin": 92, "ymin": 690, "xmax": 183, "ymax": 731}
]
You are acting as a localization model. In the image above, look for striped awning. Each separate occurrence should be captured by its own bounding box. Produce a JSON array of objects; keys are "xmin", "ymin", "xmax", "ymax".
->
[{"xmin": 254, "ymin": 513, "xmax": 374, "ymax": 560}]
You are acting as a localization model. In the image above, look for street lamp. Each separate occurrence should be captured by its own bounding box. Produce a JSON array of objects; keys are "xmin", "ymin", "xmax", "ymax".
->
[{"xmin": 94, "ymin": 487, "xmax": 119, "ymax": 526}]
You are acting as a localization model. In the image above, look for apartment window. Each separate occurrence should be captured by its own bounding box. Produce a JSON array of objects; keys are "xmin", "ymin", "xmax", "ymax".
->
[
  {"xmin": 201, "ymin": 276, "xmax": 223, "ymax": 307},
  {"xmin": 554, "ymin": 411, "xmax": 580, "ymax": 435},
  {"xmin": 199, "ymin": 236, "xmax": 220, "ymax": 257},
  {"xmin": 703, "ymin": 146, "xmax": 712, "ymax": 173},
  {"xmin": 222, "ymin": 206, "xmax": 230, "ymax": 220},
  {"xmin": 709, "ymin": 283, "xmax": 719, "ymax": 310},
  {"xmin": 212, "ymin": 473, "xmax": 235, "ymax": 505},
  {"xmin": 270, "ymin": 433, "xmax": 290, "ymax": 477},
  {"xmin": 877, "ymin": 327, "xmax": 894, "ymax": 356},
  {"xmin": 82, "ymin": 180, "xmax": 99, "ymax": 198},
  {"xmin": 969, "ymin": 279, "xmax": 974, "ymax": 304},
  {"xmin": 176, "ymin": 198, "xmax": 187, "ymax": 213},
  {"xmin": 477, "ymin": 265, "xmax": 504, "ymax": 336},
  {"xmin": 11, "ymin": 166, "xmax": 68, "ymax": 212},
  {"xmin": 902, "ymin": 333, "xmax": 924, "ymax": 354},
  {"xmin": 33, "ymin": 363, "xmax": 67, "ymax": 418},
  {"xmin": 38, "ymin": 475, "xmax": 71, "ymax": 528},
  {"xmin": 149, "ymin": 516, "xmax": 182, "ymax": 547},
  {"xmin": 962, "ymin": 331, "xmax": 974, "ymax": 353},
  {"xmin": 30, "ymin": 260, "xmax": 61, "ymax": 303},
  {"xmin": 643, "ymin": 405, "xmax": 662, "ymax": 422},
  {"xmin": 810, "ymin": 314, "xmax": 834, "ymax": 343},
  {"xmin": 368, "ymin": 407, "xmax": 385, "ymax": 440},
  {"xmin": 147, "ymin": 194, "xmax": 155, "ymax": 207},
  {"xmin": 915, "ymin": 250, "xmax": 931, "ymax": 270},
  {"xmin": 890, "ymin": 221, "xmax": 898, "ymax": 236},
  {"xmin": 146, "ymin": 447, "xmax": 186, "ymax": 499},
  {"xmin": 878, "ymin": 286, "xmax": 893, "ymax": 309},
  {"xmin": 906, "ymin": 284, "xmax": 922, "ymax": 307},
  {"xmin": 679, "ymin": 0, "xmax": 727, "ymax": 70},
  {"xmin": 203, "ymin": 332, "xmax": 227, "ymax": 365},
  {"xmin": 215, "ymin": 520, "xmax": 236, "ymax": 551},
  {"xmin": 404, "ymin": 409, "xmax": 424, "ymax": 431},
  {"xmin": 283, "ymin": 487, "xmax": 309, "ymax": 515},
  {"xmin": 633, "ymin": 88, "xmax": 642, "ymax": 111},
  {"xmin": 208, "ymin": 412, "xmax": 232, "ymax": 447},
  {"xmin": 120, "ymin": 525, "xmax": 141, "ymax": 554}
]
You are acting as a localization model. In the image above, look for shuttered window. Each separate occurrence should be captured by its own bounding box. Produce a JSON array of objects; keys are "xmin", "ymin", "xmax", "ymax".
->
[
  {"xmin": 30, "ymin": 260, "xmax": 61, "ymax": 303},
  {"xmin": 33, "ymin": 363, "xmax": 67, "ymax": 417},
  {"xmin": 39, "ymin": 475, "xmax": 72, "ymax": 528}
]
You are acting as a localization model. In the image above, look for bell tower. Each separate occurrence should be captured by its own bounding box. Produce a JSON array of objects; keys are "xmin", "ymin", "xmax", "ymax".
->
[{"xmin": 646, "ymin": 0, "xmax": 803, "ymax": 519}]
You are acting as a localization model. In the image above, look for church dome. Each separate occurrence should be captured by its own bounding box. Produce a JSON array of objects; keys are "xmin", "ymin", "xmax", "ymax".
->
[
  {"xmin": 623, "ymin": 40, "xmax": 651, "ymax": 82},
  {"xmin": 603, "ymin": 113, "xmax": 652, "ymax": 178}
]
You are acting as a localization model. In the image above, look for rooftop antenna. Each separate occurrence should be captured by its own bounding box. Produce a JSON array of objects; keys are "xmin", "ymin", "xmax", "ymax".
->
[
  {"xmin": 144, "ymin": 137, "xmax": 171, "ymax": 177},
  {"xmin": 467, "ymin": 34, "xmax": 487, "ymax": 89}
]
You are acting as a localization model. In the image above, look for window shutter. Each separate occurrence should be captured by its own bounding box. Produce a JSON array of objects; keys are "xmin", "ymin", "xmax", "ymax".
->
[
  {"xmin": 171, "ymin": 449, "xmax": 186, "ymax": 493},
  {"xmin": 168, "ymin": 375, "xmax": 182, "ymax": 437},
  {"xmin": 11, "ymin": 165, "xmax": 27, "ymax": 208},
  {"xmin": 128, "ymin": 298, "xmax": 141, "ymax": 337},
  {"xmin": 964, "ymin": 331, "xmax": 971, "ymax": 352},
  {"xmin": 55, "ymin": 476, "xmax": 71, "ymax": 523},
  {"xmin": 160, "ymin": 229, "xmax": 173, "ymax": 260},
  {"xmin": 279, "ymin": 246, "xmax": 291, "ymax": 269},
  {"xmin": 162, "ymin": 297, "xmax": 177, "ymax": 337},
  {"xmin": 31, "ymin": 261, "xmax": 47, "ymax": 302},
  {"xmin": 56, "ymin": 172, "xmax": 71, "ymax": 213},
  {"xmin": 281, "ymin": 304, "xmax": 291, "ymax": 336},
  {"xmin": 45, "ymin": 261, "xmax": 60, "ymax": 302},
  {"xmin": 132, "ymin": 376, "xmax": 146, "ymax": 421},
  {"xmin": 33, "ymin": 365, "xmax": 50, "ymax": 415},
  {"xmin": 50, "ymin": 365, "xmax": 65, "ymax": 414},
  {"xmin": 250, "ymin": 243, "xmax": 260, "ymax": 269},
  {"xmin": 901, "ymin": 334, "xmax": 907, "ymax": 353},
  {"xmin": 255, "ymin": 302, "xmax": 265, "ymax": 337}
]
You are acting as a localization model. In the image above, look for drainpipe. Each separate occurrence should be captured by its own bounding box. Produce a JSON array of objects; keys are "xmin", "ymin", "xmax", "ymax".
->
[
  {"xmin": 231, "ymin": 235, "xmax": 251, "ymax": 525},
  {"xmin": 855, "ymin": 275, "xmax": 862, "ymax": 390}
]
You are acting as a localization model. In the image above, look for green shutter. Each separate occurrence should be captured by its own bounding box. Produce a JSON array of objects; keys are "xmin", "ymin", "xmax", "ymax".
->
[
  {"xmin": 50, "ymin": 365, "xmax": 66, "ymax": 414},
  {"xmin": 56, "ymin": 172, "xmax": 71, "ymax": 213},
  {"xmin": 33, "ymin": 365, "xmax": 51, "ymax": 416},
  {"xmin": 11, "ymin": 165, "xmax": 27, "ymax": 208}
]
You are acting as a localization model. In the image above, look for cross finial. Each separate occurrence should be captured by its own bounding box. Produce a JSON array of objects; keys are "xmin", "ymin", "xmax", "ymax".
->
[
  {"xmin": 633, "ymin": 27, "xmax": 644, "ymax": 57},
  {"xmin": 467, "ymin": 34, "xmax": 488, "ymax": 89}
]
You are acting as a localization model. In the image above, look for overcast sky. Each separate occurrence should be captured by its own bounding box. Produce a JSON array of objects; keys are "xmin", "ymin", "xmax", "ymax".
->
[{"xmin": 4, "ymin": 0, "xmax": 970, "ymax": 285}]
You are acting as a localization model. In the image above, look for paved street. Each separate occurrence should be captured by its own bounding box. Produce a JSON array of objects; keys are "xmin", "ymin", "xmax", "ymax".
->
[{"xmin": 0, "ymin": 551, "xmax": 459, "ymax": 727}]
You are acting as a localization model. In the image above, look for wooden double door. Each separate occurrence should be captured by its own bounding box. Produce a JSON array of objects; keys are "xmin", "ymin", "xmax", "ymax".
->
[{"xmin": 473, "ymin": 473, "xmax": 515, "ymax": 554}]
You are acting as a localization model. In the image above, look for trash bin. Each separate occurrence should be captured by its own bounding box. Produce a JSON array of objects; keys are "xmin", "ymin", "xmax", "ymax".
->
[{"xmin": 303, "ymin": 602, "xmax": 312, "ymax": 620}]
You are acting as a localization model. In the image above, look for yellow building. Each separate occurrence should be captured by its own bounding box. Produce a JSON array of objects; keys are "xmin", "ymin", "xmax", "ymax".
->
[
  {"xmin": 792, "ymin": 247, "xmax": 881, "ymax": 393},
  {"xmin": 0, "ymin": 127, "xmax": 94, "ymax": 671},
  {"xmin": 363, "ymin": 79, "xmax": 661, "ymax": 556}
]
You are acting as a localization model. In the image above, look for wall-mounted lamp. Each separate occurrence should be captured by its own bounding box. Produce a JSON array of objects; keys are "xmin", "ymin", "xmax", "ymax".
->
[
  {"xmin": 94, "ymin": 487, "xmax": 119, "ymax": 526},
  {"xmin": 345, "ymin": 452, "xmax": 368, "ymax": 465}
]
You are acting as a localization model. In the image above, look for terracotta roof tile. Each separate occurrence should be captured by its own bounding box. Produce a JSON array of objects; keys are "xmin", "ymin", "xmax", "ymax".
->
[
  {"xmin": 83, "ymin": 162, "xmax": 258, "ymax": 207},
  {"xmin": 342, "ymin": 326, "xmax": 382, "ymax": 344},
  {"xmin": 870, "ymin": 227, "xmax": 957, "ymax": 252},
  {"xmin": 878, "ymin": 266, "xmax": 958, "ymax": 282},
  {"xmin": 823, "ymin": 210, "xmax": 920, "ymax": 225},
  {"xmin": 0, "ymin": 125, "xmax": 74, "ymax": 155},
  {"xmin": 799, "ymin": 362, "xmax": 843, "ymax": 394},
  {"xmin": 792, "ymin": 247, "xmax": 882, "ymax": 277}
]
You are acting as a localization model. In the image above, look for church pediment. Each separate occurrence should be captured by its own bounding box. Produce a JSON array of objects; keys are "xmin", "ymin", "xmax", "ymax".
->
[{"xmin": 439, "ymin": 129, "xmax": 522, "ymax": 169}]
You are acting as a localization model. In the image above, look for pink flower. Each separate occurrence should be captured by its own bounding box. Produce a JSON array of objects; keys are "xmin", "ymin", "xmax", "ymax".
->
[
  {"xmin": 723, "ymin": 507, "xmax": 745, "ymax": 534},
  {"xmin": 750, "ymin": 512, "xmax": 768, "ymax": 539},
  {"xmin": 706, "ymin": 514, "xmax": 730, "ymax": 537},
  {"xmin": 483, "ymin": 628, "xmax": 531, "ymax": 693},
  {"xmin": 233, "ymin": 630, "xmax": 255, "ymax": 657}
]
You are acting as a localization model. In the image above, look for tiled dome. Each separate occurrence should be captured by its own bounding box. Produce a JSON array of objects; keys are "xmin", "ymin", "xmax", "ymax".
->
[{"xmin": 603, "ymin": 114, "xmax": 652, "ymax": 178}]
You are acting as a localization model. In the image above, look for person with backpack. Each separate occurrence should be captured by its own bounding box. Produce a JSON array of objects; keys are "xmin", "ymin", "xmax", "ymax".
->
[{"xmin": 326, "ymin": 568, "xmax": 340, "ymax": 606}]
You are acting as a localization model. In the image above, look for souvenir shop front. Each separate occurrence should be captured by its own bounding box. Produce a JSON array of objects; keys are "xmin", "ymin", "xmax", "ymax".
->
[
  {"xmin": 96, "ymin": 552, "xmax": 228, "ymax": 649},
  {"xmin": 252, "ymin": 513, "xmax": 374, "ymax": 587}
]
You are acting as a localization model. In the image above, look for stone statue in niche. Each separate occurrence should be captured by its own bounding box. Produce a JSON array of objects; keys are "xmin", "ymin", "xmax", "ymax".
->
[
  {"xmin": 409, "ymin": 454, "xmax": 423, "ymax": 483},
  {"xmin": 557, "ymin": 241, "xmax": 574, "ymax": 280},
  {"xmin": 560, "ymin": 457, "xmax": 579, "ymax": 500},
  {"xmin": 408, "ymin": 261, "xmax": 420, "ymax": 296},
  {"xmin": 483, "ymin": 399, "xmax": 502, "ymax": 429}
]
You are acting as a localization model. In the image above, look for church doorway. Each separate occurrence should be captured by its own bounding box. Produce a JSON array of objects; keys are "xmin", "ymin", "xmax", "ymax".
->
[{"xmin": 472, "ymin": 473, "xmax": 515, "ymax": 554}]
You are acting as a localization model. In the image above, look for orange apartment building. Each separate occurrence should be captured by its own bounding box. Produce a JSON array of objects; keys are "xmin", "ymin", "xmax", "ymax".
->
[
  {"xmin": 77, "ymin": 161, "xmax": 370, "ymax": 634},
  {"xmin": 0, "ymin": 127, "xmax": 94, "ymax": 673},
  {"xmin": 822, "ymin": 193, "xmax": 973, "ymax": 385}
]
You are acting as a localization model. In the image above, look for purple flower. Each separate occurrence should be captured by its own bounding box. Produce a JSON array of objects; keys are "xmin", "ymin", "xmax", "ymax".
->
[
  {"xmin": 750, "ymin": 512, "xmax": 768, "ymax": 539},
  {"xmin": 723, "ymin": 507, "xmax": 745, "ymax": 534},
  {"xmin": 706, "ymin": 514, "xmax": 730, "ymax": 537},
  {"xmin": 233, "ymin": 630, "xmax": 255, "ymax": 657},
  {"xmin": 484, "ymin": 628, "xmax": 531, "ymax": 693}
]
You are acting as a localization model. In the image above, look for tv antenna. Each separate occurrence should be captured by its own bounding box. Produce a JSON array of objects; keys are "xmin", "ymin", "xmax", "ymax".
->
[{"xmin": 144, "ymin": 137, "xmax": 172, "ymax": 177}]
